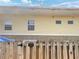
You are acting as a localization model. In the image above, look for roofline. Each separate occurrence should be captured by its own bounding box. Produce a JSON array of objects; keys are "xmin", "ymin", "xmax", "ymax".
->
[
  {"xmin": 0, "ymin": 6, "xmax": 79, "ymax": 10},
  {"xmin": 0, "ymin": 6, "xmax": 79, "ymax": 15}
]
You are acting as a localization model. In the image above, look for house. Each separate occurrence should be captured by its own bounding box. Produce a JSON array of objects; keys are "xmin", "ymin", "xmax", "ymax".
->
[{"xmin": 0, "ymin": 6, "xmax": 79, "ymax": 59}]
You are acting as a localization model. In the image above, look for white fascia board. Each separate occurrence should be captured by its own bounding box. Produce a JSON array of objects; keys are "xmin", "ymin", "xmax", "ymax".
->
[{"xmin": 1, "ymin": 33, "xmax": 79, "ymax": 36}]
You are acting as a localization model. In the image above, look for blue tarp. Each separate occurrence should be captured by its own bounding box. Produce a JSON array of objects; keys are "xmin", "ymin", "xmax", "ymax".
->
[{"xmin": 0, "ymin": 36, "xmax": 15, "ymax": 42}]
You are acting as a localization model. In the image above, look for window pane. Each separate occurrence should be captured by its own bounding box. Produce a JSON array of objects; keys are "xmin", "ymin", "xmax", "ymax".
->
[
  {"xmin": 68, "ymin": 20, "xmax": 73, "ymax": 24},
  {"xmin": 56, "ymin": 20, "xmax": 61, "ymax": 24},
  {"xmin": 28, "ymin": 20, "xmax": 34, "ymax": 25},
  {"xmin": 28, "ymin": 25, "xmax": 34, "ymax": 31},
  {"xmin": 28, "ymin": 20, "xmax": 35, "ymax": 31},
  {"xmin": 5, "ymin": 25, "xmax": 12, "ymax": 30}
]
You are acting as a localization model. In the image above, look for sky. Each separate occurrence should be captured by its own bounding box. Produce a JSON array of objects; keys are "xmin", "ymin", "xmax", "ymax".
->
[{"xmin": 0, "ymin": 0, "xmax": 79, "ymax": 8}]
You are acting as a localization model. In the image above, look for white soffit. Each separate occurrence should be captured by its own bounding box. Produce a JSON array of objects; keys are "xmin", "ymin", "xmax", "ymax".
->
[{"xmin": 0, "ymin": 6, "xmax": 79, "ymax": 16}]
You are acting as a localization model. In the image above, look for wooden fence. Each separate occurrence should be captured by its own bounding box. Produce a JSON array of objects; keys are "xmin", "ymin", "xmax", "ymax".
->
[{"xmin": 0, "ymin": 41, "xmax": 79, "ymax": 59}]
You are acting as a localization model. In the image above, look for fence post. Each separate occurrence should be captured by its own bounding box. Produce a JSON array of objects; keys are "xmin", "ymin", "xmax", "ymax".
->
[
  {"xmin": 5, "ymin": 42, "xmax": 10, "ymax": 59},
  {"xmin": 51, "ymin": 42, "xmax": 53, "ymax": 59},
  {"xmin": 69, "ymin": 42, "xmax": 73, "ymax": 59},
  {"xmin": 57, "ymin": 42, "xmax": 61, "ymax": 59},
  {"xmin": 2, "ymin": 43, "xmax": 6, "ymax": 59},
  {"xmin": 17, "ymin": 42, "xmax": 24, "ymax": 59},
  {"xmin": 74, "ymin": 42, "xmax": 79, "ymax": 59},
  {"xmin": 63, "ymin": 42, "xmax": 68, "ymax": 59},
  {"xmin": 39, "ymin": 41, "xmax": 43, "ymax": 59},
  {"xmin": 45, "ymin": 42, "xmax": 49, "ymax": 59},
  {"xmin": 32, "ymin": 42, "xmax": 36, "ymax": 59},
  {"xmin": 13, "ymin": 42, "xmax": 18, "ymax": 59},
  {"xmin": 0, "ymin": 43, "xmax": 2, "ymax": 59},
  {"xmin": 26, "ymin": 42, "xmax": 30, "ymax": 59},
  {"xmin": 9, "ymin": 42, "xmax": 14, "ymax": 59},
  {"xmin": 52, "ymin": 42, "xmax": 56, "ymax": 59}
]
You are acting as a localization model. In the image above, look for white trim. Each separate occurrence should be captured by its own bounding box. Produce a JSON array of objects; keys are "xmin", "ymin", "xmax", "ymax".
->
[
  {"xmin": 1, "ymin": 33, "xmax": 79, "ymax": 36},
  {"xmin": 4, "ymin": 20, "xmax": 12, "ymax": 25}
]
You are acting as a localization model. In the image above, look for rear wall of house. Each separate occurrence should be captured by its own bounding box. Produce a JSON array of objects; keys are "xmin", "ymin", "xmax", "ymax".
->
[{"xmin": 0, "ymin": 14, "xmax": 79, "ymax": 35}]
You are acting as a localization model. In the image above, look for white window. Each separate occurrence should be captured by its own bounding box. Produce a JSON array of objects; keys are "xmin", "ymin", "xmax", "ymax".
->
[
  {"xmin": 28, "ymin": 20, "xmax": 35, "ymax": 31},
  {"xmin": 56, "ymin": 20, "xmax": 61, "ymax": 24},
  {"xmin": 68, "ymin": 20, "xmax": 74, "ymax": 24},
  {"xmin": 4, "ymin": 21, "xmax": 12, "ymax": 30}
]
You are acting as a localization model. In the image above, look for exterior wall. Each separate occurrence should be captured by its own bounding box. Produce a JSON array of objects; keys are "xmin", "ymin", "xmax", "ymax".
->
[{"xmin": 0, "ymin": 14, "xmax": 79, "ymax": 35}]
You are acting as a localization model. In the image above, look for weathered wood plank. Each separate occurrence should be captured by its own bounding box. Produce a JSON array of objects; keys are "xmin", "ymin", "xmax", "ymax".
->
[
  {"xmin": 9, "ymin": 42, "xmax": 14, "ymax": 59},
  {"xmin": 57, "ymin": 42, "xmax": 61, "ymax": 59},
  {"xmin": 74, "ymin": 43, "xmax": 78, "ymax": 59},
  {"xmin": 69, "ymin": 43, "xmax": 73, "ymax": 59},
  {"xmin": 32, "ymin": 42, "xmax": 36, "ymax": 59},
  {"xmin": 26, "ymin": 43, "xmax": 30, "ymax": 59},
  {"xmin": 17, "ymin": 42, "xmax": 24, "ymax": 59},
  {"xmin": 39, "ymin": 42, "xmax": 43, "ymax": 59},
  {"xmin": 63, "ymin": 42, "xmax": 68, "ymax": 59},
  {"xmin": 5, "ymin": 42, "xmax": 10, "ymax": 59}
]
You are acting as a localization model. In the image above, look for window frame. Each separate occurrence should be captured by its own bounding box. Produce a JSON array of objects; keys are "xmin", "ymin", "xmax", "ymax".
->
[
  {"xmin": 27, "ymin": 19, "xmax": 35, "ymax": 31},
  {"xmin": 56, "ymin": 20, "xmax": 62, "ymax": 24},
  {"xmin": 4, "ymin": 21, "xmax": 12, "ymax": 30},
  {"xmin": 68, "ymin": 20, "xmax": 74, "ymax": 24},
  {"xmin": 4, "ymin": 24, "xmax": 12, "ymax": 30}
]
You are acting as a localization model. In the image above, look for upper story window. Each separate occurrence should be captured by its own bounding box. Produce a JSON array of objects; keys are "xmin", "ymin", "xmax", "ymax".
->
[
  {"xmin": 4, "ymin": 21, "xmax": 12, "ymax": 30},
  {"xmin": 28, "ymin": 20, "xmax": 35, "ymax": 31},
  {"xmin": 56, "ymin": 20, "xmax": 61, "ymax": 24},
  {"xmin": 68, "ymin": 20, "xmax": 74, "ymax": 24}
]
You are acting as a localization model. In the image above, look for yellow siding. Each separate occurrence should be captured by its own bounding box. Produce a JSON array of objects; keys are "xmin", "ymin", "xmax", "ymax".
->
[{"xmin": 0, "ymin": 14, "xmax": 79, "ymax": 35}]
